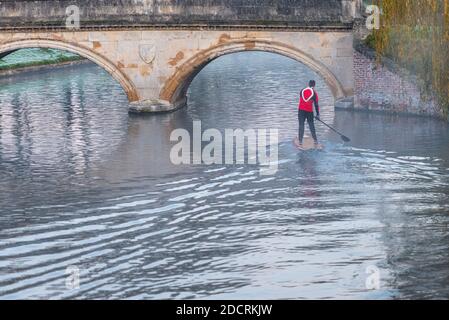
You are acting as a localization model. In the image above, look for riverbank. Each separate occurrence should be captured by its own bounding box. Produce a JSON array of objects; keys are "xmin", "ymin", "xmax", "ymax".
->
[
  {"xmin": 350, "ymin": 1, "xmax": 449, "ymax": 122},
  {"xmin": 0, "ymin": 58, "xmax": 90, "ymax": 78},
  {"xmin": 0, "ymin": 48, "xmax": 88, "ymax": 78},
  {"xmin": 347, "ymin": 13, "xmax": 448, "ymax": 122}
]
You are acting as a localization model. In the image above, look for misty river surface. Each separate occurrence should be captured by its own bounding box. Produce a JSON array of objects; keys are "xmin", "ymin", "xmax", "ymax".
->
[{"xmin": 1, "ymin": 52, "xmax": 449, "ymax": 299}]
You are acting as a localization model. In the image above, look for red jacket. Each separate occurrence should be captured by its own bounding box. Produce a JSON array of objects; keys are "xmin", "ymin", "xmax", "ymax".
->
[{"xmin": 298, "ymin": 87, "xmax": 319, "ymax": 113}]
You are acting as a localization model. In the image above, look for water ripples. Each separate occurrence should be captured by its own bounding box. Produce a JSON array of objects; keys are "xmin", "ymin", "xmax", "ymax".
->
[{"xmin": 0, "ymin": 52, "xmax": 449, "ymax": 299}]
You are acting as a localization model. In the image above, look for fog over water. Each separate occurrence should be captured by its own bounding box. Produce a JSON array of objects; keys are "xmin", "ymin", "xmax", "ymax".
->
[{"xmin": 0, "ymin": 52, "xmax": 449, "ymax": 299}]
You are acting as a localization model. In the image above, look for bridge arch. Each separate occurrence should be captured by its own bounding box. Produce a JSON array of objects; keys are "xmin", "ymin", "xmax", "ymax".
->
[
  {"xmin": 160, "ymin": 39, "xmax": 347, "ymax": 106},
  {"xmin": 0, "ymin": 39, "xmax": 139, "ymax": 102}
]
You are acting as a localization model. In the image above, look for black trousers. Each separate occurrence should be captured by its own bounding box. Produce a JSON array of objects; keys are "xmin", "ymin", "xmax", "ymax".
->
[{"xmin": 298, "ymin": 110, "xmax": 318, "ymax": 143}]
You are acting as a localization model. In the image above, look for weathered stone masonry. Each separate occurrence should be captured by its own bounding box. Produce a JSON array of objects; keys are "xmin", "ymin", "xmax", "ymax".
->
[
  {"xmin": 0, "ymin": 0, "xmax": 359, "ymax": 112},
  {"xmin": 0, "ymin": 0, "xmax": 355, "ymax": 28}
]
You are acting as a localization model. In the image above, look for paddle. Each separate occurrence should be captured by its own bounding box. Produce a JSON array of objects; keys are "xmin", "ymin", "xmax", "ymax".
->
[{"xmin": 315, "ymin": 117, "xmax": 351, "ymax": 143}]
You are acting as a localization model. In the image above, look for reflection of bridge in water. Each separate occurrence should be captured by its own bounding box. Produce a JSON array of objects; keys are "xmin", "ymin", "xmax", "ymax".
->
[{"xmin": 0, "ymin": 0, "xmax": 361, "ymax": 112}]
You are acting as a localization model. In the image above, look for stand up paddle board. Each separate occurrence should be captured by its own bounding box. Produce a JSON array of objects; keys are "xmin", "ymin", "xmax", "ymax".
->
[{"xmin": 293, "ymin": 136, "xmax": 324, "ymax": 151}]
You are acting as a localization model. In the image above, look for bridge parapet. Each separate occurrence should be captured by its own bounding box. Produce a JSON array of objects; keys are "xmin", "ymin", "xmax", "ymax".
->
[{"xmin": 0, "ymin": 0, "xmax": 358, "ymax": 30}]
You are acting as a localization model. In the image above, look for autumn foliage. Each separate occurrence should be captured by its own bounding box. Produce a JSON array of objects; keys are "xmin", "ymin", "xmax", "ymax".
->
[{"xmin": 373, "ymin": 0, "xmax": 449, "ymax": 116}]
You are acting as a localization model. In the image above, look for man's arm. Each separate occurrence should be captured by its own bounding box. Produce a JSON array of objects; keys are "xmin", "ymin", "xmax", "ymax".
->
[{"xmin": 314, "ymin": 91, "xmax": 320, "ymax": 118}]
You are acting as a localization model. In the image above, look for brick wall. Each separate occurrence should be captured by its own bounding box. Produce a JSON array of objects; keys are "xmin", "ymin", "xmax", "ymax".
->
[{"xmin": 353, "ymin": 49, "xmax": 443, "ymax": 118}]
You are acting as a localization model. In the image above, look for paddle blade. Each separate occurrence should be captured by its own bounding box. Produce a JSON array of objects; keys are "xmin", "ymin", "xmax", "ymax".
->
[{"xmin": 341, "ymin": 135, "xmax": 351, "ymax": 143}]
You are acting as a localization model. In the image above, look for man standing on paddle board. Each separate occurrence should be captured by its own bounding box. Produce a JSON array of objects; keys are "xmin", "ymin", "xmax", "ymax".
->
[{"xmin": 297, "ymin": 80, "xmax": 320, "ymax": 149}]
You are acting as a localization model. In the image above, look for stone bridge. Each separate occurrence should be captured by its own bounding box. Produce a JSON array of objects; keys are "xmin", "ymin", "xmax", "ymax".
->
[{"xmin": 0, "ymin": 0, "xmax": 361, "ymax": 112}]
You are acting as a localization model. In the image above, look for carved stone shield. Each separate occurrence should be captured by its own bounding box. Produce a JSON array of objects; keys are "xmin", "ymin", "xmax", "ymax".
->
[{"xmin": 139, "ymin": 44, "xmax": 156, "ymax": 64}]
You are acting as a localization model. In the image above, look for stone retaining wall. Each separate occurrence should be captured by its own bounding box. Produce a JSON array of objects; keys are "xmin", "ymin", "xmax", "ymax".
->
[{"xmin": 351, "ymin": 45, "xmax": 444, "ymax": 119}]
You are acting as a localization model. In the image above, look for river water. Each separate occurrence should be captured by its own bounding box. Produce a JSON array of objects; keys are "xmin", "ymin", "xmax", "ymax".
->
[{"xmin": 0, "ymin": 52, "xmax": 449, "ymax": 299}]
